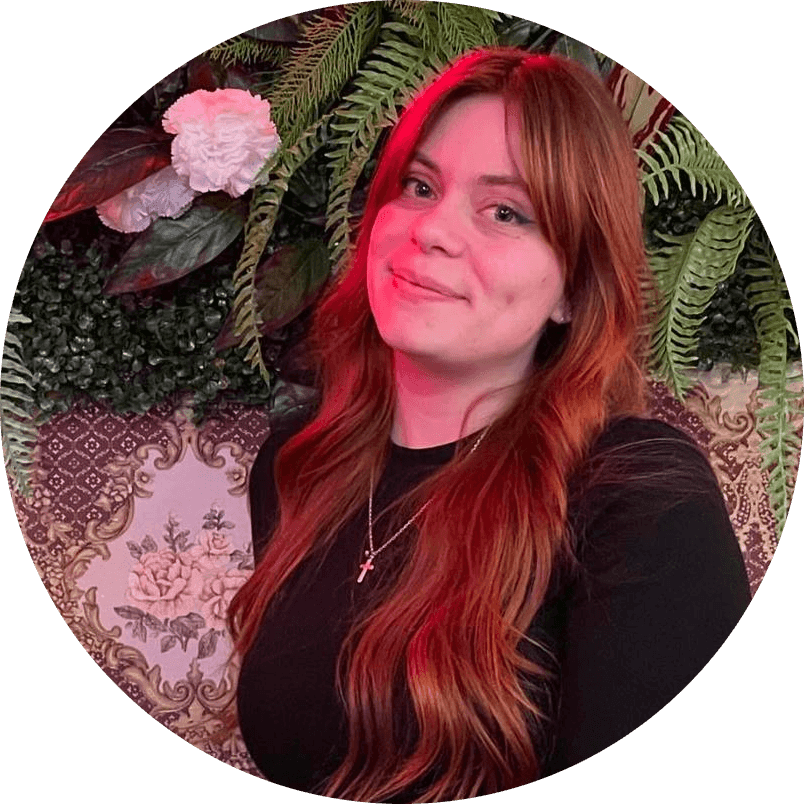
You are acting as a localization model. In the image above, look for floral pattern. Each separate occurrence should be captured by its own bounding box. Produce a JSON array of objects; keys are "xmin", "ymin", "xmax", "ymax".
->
[{"xmin": 118, "ymin": 506, "xmax": 252, "ymax": 651}]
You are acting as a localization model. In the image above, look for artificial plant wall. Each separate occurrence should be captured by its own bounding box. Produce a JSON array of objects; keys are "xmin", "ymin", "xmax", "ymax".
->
[{"xmin": 2, "ymin": 2, "xmax": 799, "ymax": 527}]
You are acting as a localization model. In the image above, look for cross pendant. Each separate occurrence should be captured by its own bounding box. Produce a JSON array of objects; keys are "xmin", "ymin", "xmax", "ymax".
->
[{"xmin": 357, "ymin": 555, "xmax": 375, "ymax": 583}]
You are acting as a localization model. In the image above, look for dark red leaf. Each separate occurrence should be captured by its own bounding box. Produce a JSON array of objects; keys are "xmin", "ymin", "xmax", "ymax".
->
[
  {"xmin": 215, "ymin": 239, "xmax": 330, "ymax": 351},
  {"xmin": 103, "ymin": 194, "xmax": 247, "ymax": 295},
  {"xmin": 186, "ymin": 57, "xmax": 220, "ymax": 92},
  {"xmin": 45, "ymin": 127, "xmax": 172, "ymax": 223},
  {"xmin": 607, "ymin": 64, "xmax": 675, "ymax": 152}
]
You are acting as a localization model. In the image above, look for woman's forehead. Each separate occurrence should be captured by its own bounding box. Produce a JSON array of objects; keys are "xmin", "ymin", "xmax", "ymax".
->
[{"xmin": 413, "ymin": 94, "xmax": 527, "ymax": 180}]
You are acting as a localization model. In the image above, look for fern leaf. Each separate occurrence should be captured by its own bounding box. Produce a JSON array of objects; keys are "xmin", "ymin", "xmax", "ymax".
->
[
  {"xmin": 1, "ymin": 309, "xmax": 38, "ymax": 497},
  {"xmin": 390, "ymin": 1, "xmax": 498, "ymax": 58},
  {"xmin": 231, "ymin": 117, "xmax": 331, "ymax": 386},
  {"xmin": 433, "ymin": 3, "xmax": 499, "ymax": 56},
  {"xmin": 265, "ymin": 4, "xmax": 380, "ymax": 146},
  {"xmin": 649, "ymin": 205, "xmax": 754, "ymax": 396},
  {"xmin": 326, "ymin": 19, "xmax": 462, "ymax": 274},
  {"xmin": 744, "ymin": 232, "xmax": 801, "ymax": 532},
  {"xmin": 323, "ymin": 6, "xmax": 500, "ymax": 274},
  {"xmin": 205, "ymin": 35, "xmax": 289, "ymax": 69},
  {"xmin": 639, "ymin": 116, "xmax": 748, "ymax": 207}
]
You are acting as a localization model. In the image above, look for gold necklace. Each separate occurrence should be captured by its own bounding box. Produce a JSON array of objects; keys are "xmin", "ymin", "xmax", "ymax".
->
[{"xmin": 356, "ymin": 428, "xmax": 488, "ymax": 583}]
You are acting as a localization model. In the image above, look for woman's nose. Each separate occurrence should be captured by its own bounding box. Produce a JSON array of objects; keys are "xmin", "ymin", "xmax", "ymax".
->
[{"xmin": 410, "ymin": 201, "xmax": 465, "ymax": 258}]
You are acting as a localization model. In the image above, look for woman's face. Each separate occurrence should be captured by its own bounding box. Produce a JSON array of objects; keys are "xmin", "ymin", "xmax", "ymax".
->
[{"xmin": 366, "ymin": 94, "xmax": 567, "ymax": 379}]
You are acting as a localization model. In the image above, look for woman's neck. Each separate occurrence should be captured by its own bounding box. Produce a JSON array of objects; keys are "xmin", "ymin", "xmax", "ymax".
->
[{"xmin": 390, "ymin": 352, "xmax": 526, "ymax": 448}]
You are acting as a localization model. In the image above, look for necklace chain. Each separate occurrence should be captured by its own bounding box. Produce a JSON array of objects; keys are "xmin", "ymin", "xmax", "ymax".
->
[{"xmin": 356, "ymin": 428, "xmax": 488, "ymax": 583}]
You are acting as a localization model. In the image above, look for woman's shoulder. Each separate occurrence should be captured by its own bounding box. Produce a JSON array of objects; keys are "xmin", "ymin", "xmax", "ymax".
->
[
  {"xmin": 579, "ymin": 415, "xmax": 715, "ymax": 495},
  {"xmin": 251, "ymin": 399, "xmax": 318, "ymax": 481},
  {"xmin": 592, "ymin": 414, "xmax": 700, "ymax": 454},
  {"xmin": 569, "ymin": 415, "xmax": 747, "ymax": 594},
  {"xmin": 249, "ymin": 399, "xmax": 317, "ymax": 558}
]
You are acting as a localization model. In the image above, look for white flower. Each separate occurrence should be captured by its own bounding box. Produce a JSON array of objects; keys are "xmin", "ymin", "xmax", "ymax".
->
[
  {"xmin": 96, "ymin": 165, "xmax": 197, "ymax": 232},
  {"xmin": 162, "ymin": 88, "xmax": 281, "ymax": 198}
]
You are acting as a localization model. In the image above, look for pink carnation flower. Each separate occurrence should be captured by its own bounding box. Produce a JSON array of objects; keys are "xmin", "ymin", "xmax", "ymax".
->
[
  {"xmin": 96, "ymin": 165, "xmax": 197, "ymax": 232},
  {"xmin": 163, "ymin": 88, "xmax": 281, "ymax": 198}
]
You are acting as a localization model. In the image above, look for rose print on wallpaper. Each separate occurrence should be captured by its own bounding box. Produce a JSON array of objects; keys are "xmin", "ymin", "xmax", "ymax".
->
[{"xmin": 115, "ymin": 507, "xmax": 253, "ymax": 659}]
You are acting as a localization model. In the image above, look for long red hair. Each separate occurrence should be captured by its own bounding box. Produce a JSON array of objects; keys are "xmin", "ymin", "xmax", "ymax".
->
[{"xmin": 230, "ymin": 48, "xmax": 647, "ymax": 801}]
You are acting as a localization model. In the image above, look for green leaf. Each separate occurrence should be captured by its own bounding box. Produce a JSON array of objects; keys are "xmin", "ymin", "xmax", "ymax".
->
[
  {"xmin": 231, "ymin": 117, "xmax": 331, "ymax": 386},
  {"xmin": 550, "ymin": 34, "xmax": 602, "ymax": 78},
  {"xmin": 217, "ymin": 239, "xmax": 330, "ymax": 350},
  {"xmin": 639, "ymin": 116, "xmax": 748, "ymax": 206},
  {"xmin": 265, "ymin": 4, "xmax": 381, "ymax": 145},
  {"xmin": 103, "ymin": 195, "xmax": 247, "ymax": 295},
  {"xmin": 649, "ymin": 205, "xmax": 754, "ymax": 396},
  {"xmin": 1, "ymin": 307, "xmax": 38, "ymax": 497},
  {"xmin": 744, "ymin": 231, "xmax": 801, "ymax": 532}
]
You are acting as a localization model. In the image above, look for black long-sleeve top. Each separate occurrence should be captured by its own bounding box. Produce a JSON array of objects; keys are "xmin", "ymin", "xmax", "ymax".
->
[{"xmin": 236, "ymin": 414, "xmax": 750, "ymax": 796}]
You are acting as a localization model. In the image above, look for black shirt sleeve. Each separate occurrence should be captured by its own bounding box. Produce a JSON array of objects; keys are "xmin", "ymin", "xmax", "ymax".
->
[{"xmin": 547, "ymin": 419, "xmax": 751, "ymax": 773}]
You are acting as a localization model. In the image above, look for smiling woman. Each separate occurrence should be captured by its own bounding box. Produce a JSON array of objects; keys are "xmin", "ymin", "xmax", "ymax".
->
[
  {"xmin": 367, "ymin": 94, "xmax": 568, "ymax": 445},
  {"xmin": 229, "ymin": 48, "xmax": 750, "ymax": 802}
]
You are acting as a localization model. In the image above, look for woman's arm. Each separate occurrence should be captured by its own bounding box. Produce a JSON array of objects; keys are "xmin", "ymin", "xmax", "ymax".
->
[{"xmin": 547, "ymin": 421, "xmax": 750, "ymax": 773}]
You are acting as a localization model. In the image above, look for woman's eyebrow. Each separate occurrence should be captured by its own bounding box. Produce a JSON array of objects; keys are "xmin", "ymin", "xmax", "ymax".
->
[
  {"xmin": 410, "ymin": 152, "xmax": 529, "ymax": 193},
  {"xmin": 477, "ymin": 175, "xmax": 529, "ymax": 192},
  {"xmin": 409, "ymin": 152, "xmax": 440, "ymax": 172}
]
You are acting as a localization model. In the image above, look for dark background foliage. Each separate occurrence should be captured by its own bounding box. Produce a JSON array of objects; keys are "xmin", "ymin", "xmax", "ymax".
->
[{"xmin": 8, "ymin": 7, "xmax": 797, "ymax": 427}]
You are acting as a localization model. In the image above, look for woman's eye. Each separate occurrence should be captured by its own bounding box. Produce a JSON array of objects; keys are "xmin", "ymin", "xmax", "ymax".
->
[
  {"xmin": 402, "ymin": 178, "xmax": 433, "ymax": 198},
  {"xmin": 493, "ymin": 204, "xmax": 527, "ymax": 225}
]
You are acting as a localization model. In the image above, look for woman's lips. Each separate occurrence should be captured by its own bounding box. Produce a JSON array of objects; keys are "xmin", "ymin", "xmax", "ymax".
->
[{"xmin": 390, "ymin": 267, "xmax": 465, "ymax": 301}]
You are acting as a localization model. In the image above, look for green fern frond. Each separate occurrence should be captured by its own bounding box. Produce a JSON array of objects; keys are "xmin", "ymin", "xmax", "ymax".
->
[
  {"xmin": 325, "ymin": 21, "xmax": 444, "ymax": 273},
  {"xmin": 323, "ymin": 6, "xmax": 499, "ymax": 273},
  {"xmin": 432, "ymin": 3, "xmax": 499, "ymax": 56},
  {"xmin": 745, "ymin": 232, "xmax": 801, "ymax": 532},
  {"xmin": 205, "ymin": 35, "xmax": 289, "ymax": 69},
  {"xmin": 2, "ymin": 309, "xmax": 38, "ymax": 497},
  {"xmin": 232, "ymin": 117, "xmax": 331, "ymax": 386},
  {"xmin": 390, "ymin": 1, "xmax": 498, "ymax": 57},
  {"xmin": 649, "ymin": 205, "xmax": 754, "ymax": 396},
  {"xmin": 639, "ymin": 117, "xmax": 748, "ymax": 207},
  {"xmin": 266, "ymin": 4, "xmax": 381, "ymax": 146}
]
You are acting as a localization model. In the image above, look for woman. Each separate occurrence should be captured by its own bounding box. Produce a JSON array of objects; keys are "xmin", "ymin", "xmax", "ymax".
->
[{"xmin": 230, "ymin": 49, "xmax": 750, "ymax": 801}]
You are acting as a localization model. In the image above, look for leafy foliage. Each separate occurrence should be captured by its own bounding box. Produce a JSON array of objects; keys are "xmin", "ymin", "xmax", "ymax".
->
[
  {"xmin": 205, "ymin": 35, "xmax": 290, "ymax": 69},
  {"xmin": 2, "ymin": 308, "xmax": 38, "ymax": 496},
  {"xmin": 649, "ymin": 205, "xmax": 754, "ymax": 396},
  {"xmin": 216, "ymin": 238, "xmax": 330, "ymax": 349},
  {"xmin": 103, "ymin": 194, "xmax": 248, "ymax": 294},
  {"xmin": 639, "ymin": 116, "xmax": 748, "ymax": 207},
  {"xmin": 391, "ymin": 1, "xmax": 498, "ymax": 55},
  {"xmin": 231, "ymin": 116, "xmax": 332, "ymax": 387},
  {"xmin": 9, "ymin": 219, "xmax": 272, "ymax": 421},
  {"xmin": 7, "ymin": 5, "xmax": 799, "ymax": 531},
  {"xmin": 262, "ymin": 4, "xmax": 381, "ymax": 146},
  {"xmin": 744, "ymin": 231, "xmax": 801, "ymax": 530},
  {"xmin": 46, "ymin": 128, "xmax": 172, "ymax": 223}
]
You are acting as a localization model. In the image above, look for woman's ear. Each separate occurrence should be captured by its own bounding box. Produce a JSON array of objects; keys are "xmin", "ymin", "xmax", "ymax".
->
[{"xmin": 549, "ymin": 297, "xmax": 571, "ymax": 325}]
